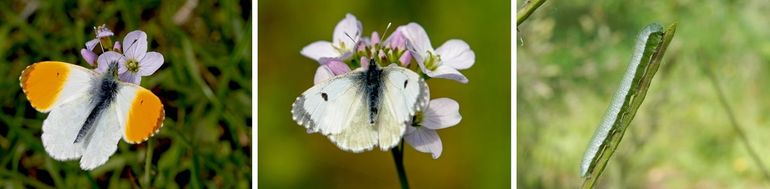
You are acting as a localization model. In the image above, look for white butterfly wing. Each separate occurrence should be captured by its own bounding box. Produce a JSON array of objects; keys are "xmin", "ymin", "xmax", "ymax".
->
[
  {"xmin": 41, "ymin": 94, "xmax": 93, "ymax": 161},
  {"xmin": 292, "ymin": 71, "xmax": 366, "ymax": 135},
  {"xmin": 293, "ymin": 64, "xmax": 429, "ymax": 152},
  {"xmin": 79, "ymin": 104, "xmax": 122, "ymax": 170},
  {"xmin": 375, "ymin": 64, "xmax": 430, "ymax": 150},
  {"xmin": 20, "ymin": 61, "xmax": 96, "ymax": 112}
]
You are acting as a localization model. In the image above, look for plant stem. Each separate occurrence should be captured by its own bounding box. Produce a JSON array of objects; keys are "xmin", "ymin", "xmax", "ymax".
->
[
  {"xmin": 703, "ymin": 63, "xmax": 770, "ymax": 182},
  {"xmin": 144, "ymin": 139, "xmax": 153, "ymax": 188},
  {"xmin": 391, "ymin": 142, "xmax": 410, "ymax": 189},
  {"xmin": 517, "ymin": 0, "xmax": 546, "ymax": 26}
]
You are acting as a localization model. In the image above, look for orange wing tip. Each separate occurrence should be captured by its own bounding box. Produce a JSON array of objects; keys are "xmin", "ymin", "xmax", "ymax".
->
[
  {"xmin": 19, "ymin": 62, "xmax": 71, "ymax": 112},
  {"xmin": 125, "ymin": 108, "xmax": 165, "ymax": 144}
]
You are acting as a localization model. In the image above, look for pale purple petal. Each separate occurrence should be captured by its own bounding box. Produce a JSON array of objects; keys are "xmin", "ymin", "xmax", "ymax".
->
[
  {"xmin": 435, "ymin": 39, "xmax": 475, "ymax": 70},
  {"xmin": 385, "ymin": 29, "xmax": 406, "ymax": 50},
  {"xmin": 425, "ymin": 65, "xmax": 469, "ymax": 83},
  {"xmin": 370, "ymin": 31, "xmax": 380, "ymax": 45},
  {"xmin": 400, "ymin": 23, "xmax": 434, "ymax": 63},
  {"xmin": 313, "ymin": 66, "xmax": 334, "ymax": 84},
  {"xmin": 356, "ymin": 37, "xmax": 370, "ymax": 51},
  {"xmin": 378, "ymin": 50, "xmax": 386, "ymax": 59},
  {"xmin": 138, "ymin": 52, "xmax": 164, "ymax": 76},
  {"xmin": 95, "ymin": 25, "xmax": 114, "ymax": 38},
  {"xmin": 113, "ymin": 41, "xmax": 121, "ymax": 52},
  {"xmin": 319, "ymin": 57, "xmax": 350, "ymax": 75},
  {"xmin": 80, "ymin": 48, "xmax": 97, "ymax": 66},
  {"xmin": 399, "ymin": 51, "xmax": 412, "ymax": 66},
  {"xmin": 85, "ymin": 39, "xmax": 99, "ymax": 51},
  {"xmin": 123, "ymin": 31, "xmax": 148, "ymax": 60},
  {"xmin": 119, "ymin": 72, "xmax": 141, "ymax": 84},
  {"xmin": 301, "ymin": 41, "xmax": 339, "ymax": 60},
  {"xmin": 359, "ymin": 57, "xmax": 370, "ymax": 69},
  {"xmin": 404, "ymin": 127, "xmax": 443, "ymax": 159},
  {"xmin": 340, "ymin": 51, "xmax": 354, "ymax": 60},
  {"xmin": 332, "ymin": 13, "xmax": 362, "ymax": 50},
  {"xmin": 422, "ymin": 98, "xmax": 461, "ymax": 130},
  {"xmin": 96, "ymin": 51, "xmax": 127, "ymax": 74}
]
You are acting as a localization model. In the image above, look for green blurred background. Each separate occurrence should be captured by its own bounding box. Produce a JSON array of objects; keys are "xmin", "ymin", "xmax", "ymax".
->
[
  {"xmin": 258, "ymin": 0, "xmax": 510, "ymax": 188},
  {"xmin": 518, "ymin": 0, "xmax": 770, "ymax": 188},
  {"xmin": 0, "ymin": 0, "xmax": 251, "ymax": 188}
]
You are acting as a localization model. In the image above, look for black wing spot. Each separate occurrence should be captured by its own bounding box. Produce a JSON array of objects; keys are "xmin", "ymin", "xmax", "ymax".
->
[
  {"xmin": 56, "ymin": 72, "xmax": 60, "ymax": 77},
  {"xmin": 321, "ymin": 93, "xmax": 328, "ymax": 101},
  {"xmin": 404, "ymin": 80, "xmax": 409, "ymax": 89},
  {"xmin": 140, "ymin": 99, "xmax": 144, "ymax": 104}
]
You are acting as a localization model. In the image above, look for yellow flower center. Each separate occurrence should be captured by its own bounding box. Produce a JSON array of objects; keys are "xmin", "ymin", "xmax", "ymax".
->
[
  {"xmin": 126, "ymin": 59, "xmax": 140, "ymax": 72},
  {"xmin": 424, "ymin": 51, "xmax": 441, "ymax": 70}
]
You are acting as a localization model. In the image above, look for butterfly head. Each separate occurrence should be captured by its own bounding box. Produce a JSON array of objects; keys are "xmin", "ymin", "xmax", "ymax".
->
[{"xmin": 106, "ymin": 61, "xmax": 120, "ymax": 78}]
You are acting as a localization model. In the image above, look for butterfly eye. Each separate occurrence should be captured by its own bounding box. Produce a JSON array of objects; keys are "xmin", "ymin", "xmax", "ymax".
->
[
  {"xmin": 321, "ymin": 93, "xmax": 328, "ymax": 101},
  {"xmin": 404, "ymin": 80, "xmax": 408, "ymax": 89}
]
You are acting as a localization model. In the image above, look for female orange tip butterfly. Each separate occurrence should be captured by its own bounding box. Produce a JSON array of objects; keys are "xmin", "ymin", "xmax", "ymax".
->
[{"xmin": 19, "ymin": 60, "xmax": 164, "ymax": 170}]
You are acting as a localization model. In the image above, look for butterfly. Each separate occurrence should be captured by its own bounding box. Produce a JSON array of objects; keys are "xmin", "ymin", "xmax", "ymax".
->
[
  {"xmin": 292, "ymin": 60, "xmax": 430, "ymax": 152},
  {"xmin": 19, "ymin": 61, "xmax": 164, "ymax": 170}
]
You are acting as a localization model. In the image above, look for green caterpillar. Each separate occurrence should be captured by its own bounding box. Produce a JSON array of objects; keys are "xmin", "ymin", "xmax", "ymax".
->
[{"xmin": 580, "ymin": 22, "xmax": 676, "ymax": 187}]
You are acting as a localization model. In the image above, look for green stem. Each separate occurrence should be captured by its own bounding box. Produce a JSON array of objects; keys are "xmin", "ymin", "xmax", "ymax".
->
[
  {"xmin": 517, "ymin": 0, "xmax": 546, "ymax": 26},
  {"xmin": 391, "ymin": 142, "xmax": 410, "ymax": 189},
  {"xmin": 703, "ymin": 63, "xmax": 770, "ymax": 182},
  {"xmin": 144, "ymin": 139, "xmax": 153, "ymax": 188}
]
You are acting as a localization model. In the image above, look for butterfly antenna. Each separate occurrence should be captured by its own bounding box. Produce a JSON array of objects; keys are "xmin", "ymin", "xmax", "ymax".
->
[
  {"xmin": 379, "ymin": 22, "xmax": 392, "ymax": 43},
  {"xmin": 93, "ymin": 26, "xmax": 106, "ymax": 53},
  {"xmin": 126, "ymin": 38, "xmax": 139, "ymax": 53},
  {"xmin": 344, "ymin": 31, "xmax": 359, "ymax": 46}
]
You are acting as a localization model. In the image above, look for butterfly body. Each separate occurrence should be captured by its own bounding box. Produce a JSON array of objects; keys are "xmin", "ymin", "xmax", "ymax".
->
[
  {"xmin": 75, "ymin": 63, "xmax": 120, "ymax": 143},
  {"xmin": 292, "ymin": 61, "xmax": 429, "ymax": 152}
]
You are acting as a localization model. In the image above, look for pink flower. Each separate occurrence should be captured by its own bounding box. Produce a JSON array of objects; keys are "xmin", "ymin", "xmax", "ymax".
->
[
  {"xmin": 81, "ymin": 24, "xmax": 115, "ymax": 66},
  {"xmin": 385, "ymin": 28, "xmax": 407, "ymax": 51},
  {"xmin": 118, "ymin": 31, "xmax": 164, "ymax": 84},
  {"xmin": 400, "ymin": 23, "xmax": 475, "ymax": 83},
  {"xmin": 370, "ymin": 31, "xmax": 380, "ymax": 46},
  {"xmin": 404, "ymin": 98, "xmax": 461, "ymax": 159},
  {"xmin": 399, "ymin": 51, "xmax": 412, "ymax": 66},
  {"xmin": 313, "ymin": 57, "xmax": 351, "ymax": 84},
  {"xmin": 301, "ymin": 13, "xmax": 362, "ymax": 61},
  {"xmin": 113, "ymin": 41, "xmax": 122, "ymax": 53},
  {"xmin": 80, "ymin": 49, "xmax": 98, "ymax": 66}
]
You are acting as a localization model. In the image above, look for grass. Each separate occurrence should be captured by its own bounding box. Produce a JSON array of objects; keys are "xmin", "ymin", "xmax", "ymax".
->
[{"xmin": 0, "ymin": 0, "xmax": 251, "ymax": 188}]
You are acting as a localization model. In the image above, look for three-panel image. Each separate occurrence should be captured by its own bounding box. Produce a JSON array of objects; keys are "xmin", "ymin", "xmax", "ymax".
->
[{"xmin": 0, "ymin": 0, "xmax": 768, "ymax": 188}]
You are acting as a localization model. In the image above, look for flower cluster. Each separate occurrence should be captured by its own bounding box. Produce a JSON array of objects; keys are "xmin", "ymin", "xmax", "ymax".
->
[
  {"xmin": 300, "ymin": 14, "xmax": 474, "ymax": 159},
  {"xmin": 80, "ymin": 24, "xmax": 164, "ymax": 84}
]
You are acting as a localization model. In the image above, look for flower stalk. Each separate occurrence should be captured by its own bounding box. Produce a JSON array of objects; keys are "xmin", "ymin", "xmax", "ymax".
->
[{"xmin": 391, "ymin": 142, "xmax": 410, "ymax": 189}]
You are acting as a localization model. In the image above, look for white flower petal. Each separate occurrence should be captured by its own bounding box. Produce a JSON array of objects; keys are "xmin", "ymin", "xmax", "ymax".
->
[
  {"xmin": 96, "ymin": 51, "xmax": 126, "ymax": 74},
  {"xmin": 435, "ymin": 39, "xmax": 475, "ymax": 70},
  {"xmin": 123, "ymin": 31, "xmax": 148, "ymax": 60},
  {"xmin": 138, "ymin": 52, "xmax": 164, "ymax": 76},
  {"xmin": 85, "ymin": 39, "xmax": 99, "ymax": 51},
  {"xmin": 301, "ymin": 41, "xmax": 339, "ymax": 60},
  {"xmin": 313, "ymin": 66, "xmax": 334, "ymax": 84},
  {"xmin": 422, "ymin": 98, "xmax": 461, "ymax": 130},
  {"xmin": 332, "ymin": 13, "xmax": 362, "ymax": 51},
  {"xmin": 401, "ymin": 23, "xmax": 434, "ymax": 63},
  {"xmin": 425, "ymin": 65, "xmax": 469, "ymax": 83},
  {"xmin": 404, "ymin": 127, "xmax": 443, "ymax": 159}
]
